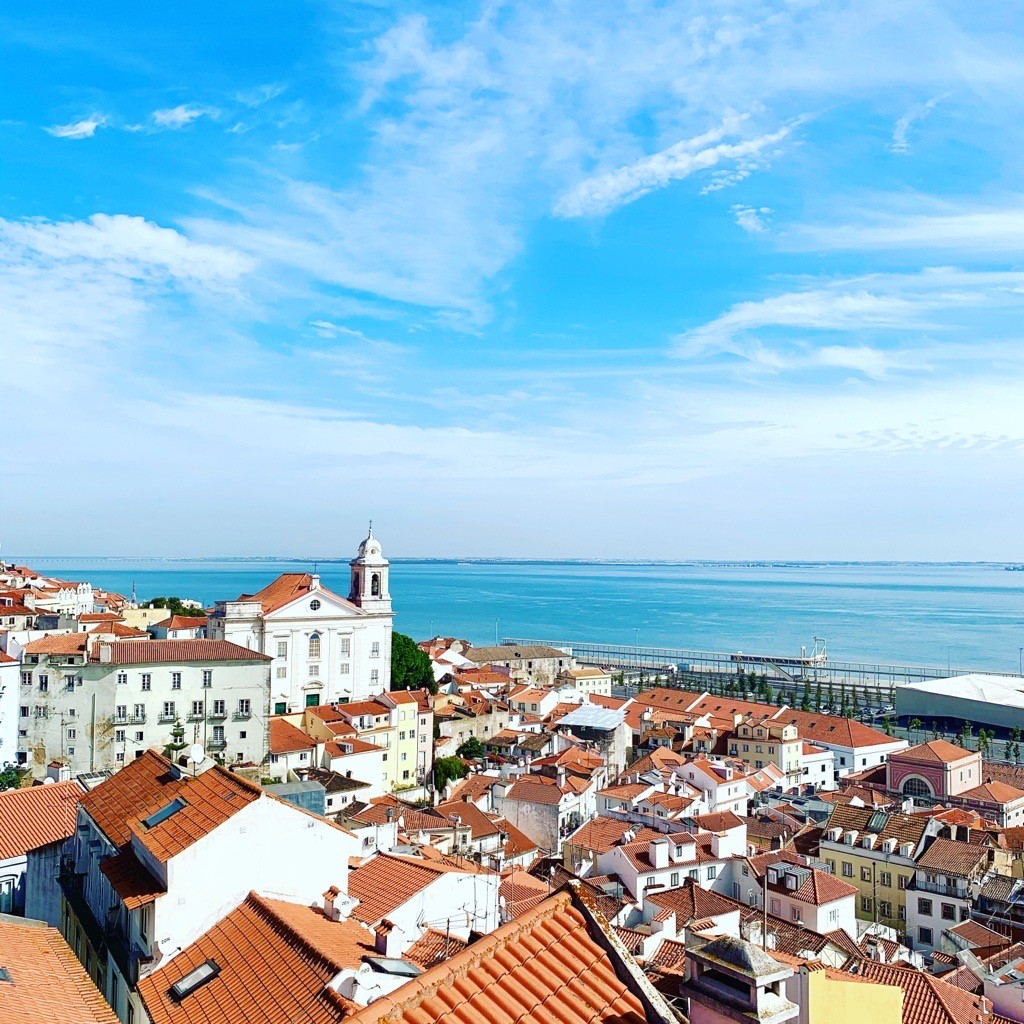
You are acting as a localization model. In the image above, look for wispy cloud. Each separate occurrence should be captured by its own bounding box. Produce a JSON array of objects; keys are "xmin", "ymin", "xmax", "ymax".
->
[
  {"xmin": 554, "ymin": 116, "xmax": 806, "ymax": 218},
  {"xmin": 45, "ymin": 115, "xmax": 106, "ymax": 139},
  {"xmin": 151, "ymin": 104, "xmax": 219, "ymax": 129},
  {"xmin": 236, "ymin": 83, "xmax": 286, "ymax": 107},
  {"xmin": 731, "ymin": 205, "xmax": 772, "ymax": 233},
  {"xmin": 891, "ymin": 94, "xmax": 947, "ymax": 153}
]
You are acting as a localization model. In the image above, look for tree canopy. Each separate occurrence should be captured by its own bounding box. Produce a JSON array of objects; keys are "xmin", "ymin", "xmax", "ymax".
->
[
  {"xmin": 457, "ymin": 736, "xmax": 486, "ymax": 760},
  {"xmin": 433, "ymin": 755, "xmax": 468, "ymax": 790},
  {"xmin": 390, "ymin": 632, "xmax": 437, "ymax": 694},
  {"xmin": 143, "ymin": 596, "xmax": 204, "ymax": 617}
]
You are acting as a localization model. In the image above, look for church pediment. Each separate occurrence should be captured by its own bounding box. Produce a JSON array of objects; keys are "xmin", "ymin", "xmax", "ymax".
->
[{"xmin": 264, "ymin": 587, "xmax": 367, "ymax": 621}]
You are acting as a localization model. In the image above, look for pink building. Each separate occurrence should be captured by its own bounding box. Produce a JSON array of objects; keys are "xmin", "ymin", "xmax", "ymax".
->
[{"xmin": 886, "ymin": 739, "xmax": 980, "ymax": 800}]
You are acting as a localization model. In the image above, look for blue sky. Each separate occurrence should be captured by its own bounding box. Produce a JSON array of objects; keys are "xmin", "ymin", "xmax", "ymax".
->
[{"xmin": 3, "ymin": 1, "xmax": 1024, "ymax": 559}]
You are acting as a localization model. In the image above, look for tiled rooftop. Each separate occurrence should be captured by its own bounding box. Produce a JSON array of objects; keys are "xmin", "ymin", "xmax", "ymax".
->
[
  {"xmin": 99, "ymin": 846, "xmax": 166, "ymax": 909},
  {"xmin": 97, "ymin": 639, "xmax": 272, "ymax": 664},
  {"xmin": 269, "ymin": 717, "xmax": 318, "ymax": 754},
  {"xmin": 343, "ymin": 888, "xmax": 656, "ymax": 1024},
  {"xmin": 138, "ymin": 893, "xmax": 373, "ymax": 1024},
  {"xmin": 403, "ymin": 928, "xmax": 469, "ymax": 969},
  {"xmin": 347, "ymin": 853, "xmax": 456, "ymax": 924},
  {"xmin": 893, "ymin": 739, "xmax": 976, "ymax": 765},
  {"xmin": 0, "ymin": 917, "xmax": 118, "ymax": 1024},
  {"xmin": 0, "ymin": 779, "xmax": 83, "ymax": 859},
  {"xmin": 237, "ymin": 572, "xmax": 358, "ymax": 615},
  {"xmin": 916, "ymin": 837, "xmax": 989, "ymax": 877},
  {"xmin": 855, "ymin": 959, "xmax": 993, "ymax": 1024}
]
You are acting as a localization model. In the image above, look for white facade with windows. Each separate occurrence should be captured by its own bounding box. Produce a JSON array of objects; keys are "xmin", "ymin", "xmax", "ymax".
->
[
  {"xmin": 209, "ymin": 529, "xmax": 394, "ymax": 712},
  {"xmin": 17, "ymin": 640, "xmax": 271, "ymax": 775}
]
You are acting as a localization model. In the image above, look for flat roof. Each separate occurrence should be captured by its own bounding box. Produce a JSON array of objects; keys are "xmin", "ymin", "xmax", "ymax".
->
[{"xmin": 900, "ymin": 674, "xmax": 1024, "ymax": 707}]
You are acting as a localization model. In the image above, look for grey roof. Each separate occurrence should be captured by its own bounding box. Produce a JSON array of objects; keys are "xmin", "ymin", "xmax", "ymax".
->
[
  {"xmin": 697, "ymin": 935, "xmax": 787, "ymax": 978},
  {"xmin": 900, "ymin": 674, "xmax": 1024, "ymax": 707},
  {"xmin": 265, "ymin": 780, "xmax": 326, "ymax": 798},
  {"xmin": 556, "ymin": 704, "xmax": 625, "ymax": 730},
  {"xmin": 466, "ymin": 644, "xmax": 570, "ymax": 663}
]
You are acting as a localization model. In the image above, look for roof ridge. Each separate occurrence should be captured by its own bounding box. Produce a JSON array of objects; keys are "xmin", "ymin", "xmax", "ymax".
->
[{"xmin": 248, "ymin": 892, "xmax": 358, "ymax": 974}]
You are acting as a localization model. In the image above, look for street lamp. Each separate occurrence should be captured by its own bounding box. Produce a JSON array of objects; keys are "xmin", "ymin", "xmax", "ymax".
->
[{"xmin": 1019, "ymin": 647, "xmax": 1023, "ymax": 676}]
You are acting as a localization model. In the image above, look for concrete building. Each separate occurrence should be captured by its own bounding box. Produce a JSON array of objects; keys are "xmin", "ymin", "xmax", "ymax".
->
[
  {"xmin": 555, "ymin": 665, "xmax": 613, "ymax": 696},
  {"xmin": 464, "ymin": 644, "xmax": 574, "ymax": 686},
  {"xmin": 906, "ymin": 837, "xmax": 987, "ymax": 952},
  {"xmin": 208, "ymin": 527, "xmax": 394, "ymax": 711},
  {"xmin": 17, "ymin": 637, "xmax": 272, "ymax": 775}
]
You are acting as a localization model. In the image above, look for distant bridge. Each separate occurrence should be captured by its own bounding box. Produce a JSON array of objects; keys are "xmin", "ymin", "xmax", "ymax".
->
[{"xmin": 502, "ymin": 637, "xmax": 1022, "ymax": 691}]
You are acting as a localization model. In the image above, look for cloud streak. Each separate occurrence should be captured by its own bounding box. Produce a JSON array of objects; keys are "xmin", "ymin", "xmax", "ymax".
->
[{"xmin": 45, "ymin": 115, "xmax": 106, "ymax": 139}]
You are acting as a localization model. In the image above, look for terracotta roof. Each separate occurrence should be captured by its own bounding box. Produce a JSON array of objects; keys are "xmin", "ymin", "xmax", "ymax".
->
[
  {"xmin": 824, "ymin": 804, "xmax": 931, "ymax": 848},
  {"xmin": 0, "ymin": 779, "xmax": 83, "ymax": 858},
  {"xmin": 159, "ymin": 615, "xmax": 208, "ymax": 629},
  {"xmin": 127, "ymin": 763, "xmax": 261, "ymax": 863},
  {"xmin": 646, "ymin": 879, "xmax": 742, "ymax": 923},
  {"xmin": 490, "ymin": 815, "xmax": 538, "ymax": 860},
  {"xmin": 765, "ymin": 864, "xmax": 858, "ymax": 905},
  {"xmin": 347, "ymin": 853, "xmax": 457, "ymax": 924},
  {"xmin": 138, "ymin": 892, "xmax": 373, "ymax": 1024},
  {"xmin": 99, "ymin": 847, "xmax": 166, "ymax": 909},
  {"xmin": 403, "ymin": 928, "xmax": 469, "ymax": 969},
  {"xmin": 237, "ymin": 572, "xmax": 359, "ymax": 615},
  {"xmin": 0, "ymin": 917, "xmax": 119, "ymax": 1024},
  {"xmin": 597, "ymin": 782, "xmax": 651, "ymax": 800},
  {"xmin": 434, "ymin": 799, "xmax": 504, "ymax": 839},
  {"xmin": 89, "ymin": 621, "xmax": 149, "ymax": 638},
  {"xmin": 959, "ymin": 780, "xmax": 1024, "ymax": 805},
  {"xmin": 500, "ymin": 868, "xmax": 551, "ymax": 918},
  {"xmin": 350, "ymin": 798, "xmax": 444, "ymax": 833},
  {"xmin": 448, "ymin": 773, "xmax": 498, "ymax": 804},
  {"xmin": 855, "ymin": 960, "xmax": 993, "ymax": 1024},
  {"xmin": 0, "ymin": 649, "xmax": 16, "ymax": 664},
  {"xmin": 22, "ymin": 632, "xmax": 88, "ymax": 655},
  {"xmin": 96, "ymin": 639, "xmax": 271, "ymax": 664},
  {"xmin": 691, "ymin": 810, "xmax": 745, "ymax": 833},
  {"xmin": 343, "ymin": 888, "xmax": 652, "ymax": 1024},
  {"xmin": 564, "ymin": 816, "xmax": 664, "ymax": 854},
  {"xmin": 916, "ymin": 838, "xmax": 989, "ymax": 877},
  {"xmin": 895, "ymin": 739, "xmax": 976, "ymax": 764},
  {"xmin": 269, "ymin": 717, "xmax": 317, "ymax": 754},
  {"xmin": 946, "ymin": 918, "xmax": 1009, "ymax": 949},
  {"xmin": 503, "ymin": 775, "xmax": 569, "ymax": 806}
]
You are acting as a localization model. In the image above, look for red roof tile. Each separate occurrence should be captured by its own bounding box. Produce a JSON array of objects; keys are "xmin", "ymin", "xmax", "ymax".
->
[
  {"xmin": 347, "ymin": 853, "xmax": 457, "ymax": 924},
  {"xmin": 855, "ymin": 960, "xmax": 993, "ymax": 1024},
  {"xmin": 343, "ymin": 889, "xmax": 652, "ymax": 1024},
  {"xmin": 22, "ymin": 632, "xmax": 88, "ymax": 655},
  {"xmin": 403, "ymin": 927, "xmax": 469, "ymax": 969},
  {"xmin": 97, "ymin": 639, "xmax": 271, "ymax": 664},
  {"xmin": 138, "ymin": 893, "xmax": 373, "ymax": 1024},
  {"xmin": 269, "ymin": 717, "xmax": 317, "ymax": 754},
  {"xmin": 0, "ymin": 917, "xmax": 119, "ymax": 1024},
  {"xmin": 99, "ymin": 847, "xmax": 166, "ymax": 909},
  {"xmin": 0, "ymin": 779, "xmax": 83, "ymax": 859},
  {"xmin": 238, "ymin": 573, "xmax": 360, "ymax": 615},
  {"xmin": 895, "ymin": 739, "xmax": 976, "ymax": 764}
]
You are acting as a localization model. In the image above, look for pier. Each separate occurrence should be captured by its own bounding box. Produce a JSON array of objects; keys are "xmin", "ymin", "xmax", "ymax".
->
[{"xmin": 502, "ymin": 637, "xmax": 1023, "ymax": 691}]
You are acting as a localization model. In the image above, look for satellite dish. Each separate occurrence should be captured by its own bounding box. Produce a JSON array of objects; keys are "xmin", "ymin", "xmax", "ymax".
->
[
  {"xmin": 188, "ymin": 744, "xmax": 205, "ymax": 765},
  {"xmin": 42, "ymin": 777, "xmax": 54, "ymax": 785}
]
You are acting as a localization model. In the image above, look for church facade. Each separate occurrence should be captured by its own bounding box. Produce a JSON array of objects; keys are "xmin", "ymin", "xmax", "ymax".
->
[{"xmin": 208, "ymin": 528, "xmax": 394, "ymax": 711}]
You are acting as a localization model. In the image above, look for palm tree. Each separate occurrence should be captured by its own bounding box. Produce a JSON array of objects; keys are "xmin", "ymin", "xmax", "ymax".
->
[{"xmin": 909, "ymin": 718, "xmax": 922, "ymax": 743}]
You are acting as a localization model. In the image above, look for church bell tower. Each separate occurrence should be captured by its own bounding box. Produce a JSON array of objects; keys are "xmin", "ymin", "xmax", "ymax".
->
[{"xmin": 349, "ymin": 523, "xmax": 392, "ymax": 614}]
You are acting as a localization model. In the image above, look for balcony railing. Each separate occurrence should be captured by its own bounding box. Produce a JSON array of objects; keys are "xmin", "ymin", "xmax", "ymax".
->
[
  {"xmin": 913, "ymin": 880, "xmax": 968, "ymax": 898},
  {"xmin": 233, "ymin": 710, "xmax": 252, "ymax": 721},
  {"xmin": 208, "ymin": 710, "xmax": 227, "ymax": 721},
  {"xmin": 208, "ymin": 739, "xmax": 227, "ymax": 750},
  {"xmin": 157, "ymin": 713, "xmax": 176, "ymax": 724},
  {"xmin": 58, "ymin": 857, "xmax": 106, "ymax": 954},
  {"xmin": 112, "ymin": 714, "xmax": 146, "ymax": 725}
]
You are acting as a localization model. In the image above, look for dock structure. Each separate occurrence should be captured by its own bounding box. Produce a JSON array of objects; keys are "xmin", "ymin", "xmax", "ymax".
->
[{"xmin": 502, "ymin": 637, "xmax": 1022, "ymax": 691}]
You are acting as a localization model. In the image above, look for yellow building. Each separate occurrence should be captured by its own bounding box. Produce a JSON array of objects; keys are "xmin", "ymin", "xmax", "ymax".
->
[
  {"xmin": 818, "ymin": 804, "xmax": 932, "ymax": 937},
  {"xmin": 802, "ymin": 965, "xmax": 902, "ymax": 1024}
]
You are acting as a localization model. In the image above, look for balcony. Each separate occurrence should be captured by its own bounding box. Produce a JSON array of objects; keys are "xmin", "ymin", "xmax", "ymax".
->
[
  {"xmin": 208, "ymin": 710, "xmax": 227, "ymax": 721},
  {"xmin": 914, "ymin": 879, "xmax": 969, "ymax": 899},
  {"xmin": 111, "ymin": 714, "xmax": 146, "ymax": 726},
  {"xmin": 58, "ymin": 857, "xmax": 106, "ymax": 954},
  {"xmin": 187, "ymin": 712, "xmax": 205, "ymax": 722},
  {"xmin": 207, "ymin": 739, "xmax": 227, "ymax": 750},
  {"xmin": 233, "ymin": 710, "xmax": 252, "ymax": 721},
  {"xmin": 157, "ymin": 713, "xmax": 176, "ymax": 724}
]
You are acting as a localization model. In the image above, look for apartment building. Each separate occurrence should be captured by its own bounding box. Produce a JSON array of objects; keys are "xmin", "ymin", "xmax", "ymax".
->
[{"xmin": 17, "ymin": 637, "xmax": 271, "ymax": 775}]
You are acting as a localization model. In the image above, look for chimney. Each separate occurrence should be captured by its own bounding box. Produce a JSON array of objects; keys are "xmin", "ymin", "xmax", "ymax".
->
[
  {"xmin": 99, "ymin": 643, "xmax": 113, "ymax": 664},
  {"xmin": 374, "ymin": 919, "xmax": 401, "ymax": 957},
  {"xmin": 649, "ymin": 838, "xmax": 670, "ymax": 869},
  {"xmin": 311, "ymin": 574, "xmax": 321, "ymax": 590},
  {"xmin": 323, "ymin": 886, "xmax": 342, "ymax": 922},
  {"xmin": 556, "ymin": 766, "xmax": 567, "ymax": 789}
]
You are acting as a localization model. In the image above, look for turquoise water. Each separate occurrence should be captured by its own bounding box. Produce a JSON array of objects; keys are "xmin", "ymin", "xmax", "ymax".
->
[{"xmin": 20, "ymin": 558, "xmax": 1024, "ymax": 673}]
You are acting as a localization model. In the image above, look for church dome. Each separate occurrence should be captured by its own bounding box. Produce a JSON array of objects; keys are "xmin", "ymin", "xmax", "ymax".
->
[{"xmin": 356, "ymin": 525, "xmax": 387, "ymax": 563}]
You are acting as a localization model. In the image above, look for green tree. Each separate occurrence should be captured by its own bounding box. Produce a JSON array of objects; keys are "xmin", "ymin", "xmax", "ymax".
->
[
  {"xmin": 883, "ymin": 716, "xmax": 895, "ymax": 737},
  {"xmin": 433, "ymin": 756, "xmax": 469, "ymax": 791},
  {"xmin": 827, "ymin": 681, "xmax": 835, "ymax": 710},
  {"xmin": 814, "ymin": 683, "xmax": 822, "ymax": 713},
  {"xmin": 390, "ymin": 632, "xmax": 437, "ymax": 694},
  {"xmin": 0, "ymin": 762, "xmax": 25, "ymax": 791},
  {"xmin": 978, "ymin": 729, "xmax": 991, "ymax": 756},
  {"xmin": 144, "ymin": 596, "xmax": 204, "ymax": 617},
  {"xmin": 457, "ymin": 737, "xmax": 486, "ymax": 760},
  {"xmin": 908, "ymin": 718, "xmax": 922, "ymax": 743}
]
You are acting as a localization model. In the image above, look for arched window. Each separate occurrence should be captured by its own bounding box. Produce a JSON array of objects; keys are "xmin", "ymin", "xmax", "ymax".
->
[
  {"xmin": 371, "ymin": 573, "xmax": 381, "ymax": 597},
  {"xmin": 308, "ymin": 633, "xmax": 321, "ymax": 660},
  {"xmin": 902, "ymin": 777, "xmax": 932, "ymax": 799}
]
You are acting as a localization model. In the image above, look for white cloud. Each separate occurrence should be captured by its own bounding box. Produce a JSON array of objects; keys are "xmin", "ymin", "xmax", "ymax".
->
[
  {"xmin": 792, "ymin": 203, "xmax": 1024, "ymax": 253},
  {"xmin": 45, "ymin": 115, "xmax": 106, "ymax": 139},
  {"xmin": 731, "ymin": 205, "xmax": 772, "ymax": 233},
  {"xmin": 891, "ymin": 94, "xmax": 947, "ymax": 153},
  {"xmin": 236, "ymin": 83, "xmax": 287, "ymax": 107},
  {"xmin": 151, "ymin": 104, "xmax": 219, "ymax": 129},
  {"xmin": 554, "ymin": 116, "xmax": 805, "ymax": 218}
]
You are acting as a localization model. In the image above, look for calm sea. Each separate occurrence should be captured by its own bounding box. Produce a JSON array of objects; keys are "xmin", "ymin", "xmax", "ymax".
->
[{"xmin": 20, "ymin": 558, "xmax": 1024, "ymax": 674}]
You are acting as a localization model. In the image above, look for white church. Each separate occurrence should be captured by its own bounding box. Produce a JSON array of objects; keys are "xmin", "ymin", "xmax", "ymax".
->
[{"xmin": 208, "ymin": 527, "xmax": 394, "ymax": 712}]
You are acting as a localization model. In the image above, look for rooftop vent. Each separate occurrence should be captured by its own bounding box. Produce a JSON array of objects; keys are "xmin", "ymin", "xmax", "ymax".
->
[
  {"xmin": 142, "ymin": 797, "xmax": 188, "ymax": 830},
  {"xmin": 0, "ymin": 967, "xmax": 10, "ymax": 983},
  {"xmin": 170, "ymin": 959, "xmax": 220, "ymax": 1001}
]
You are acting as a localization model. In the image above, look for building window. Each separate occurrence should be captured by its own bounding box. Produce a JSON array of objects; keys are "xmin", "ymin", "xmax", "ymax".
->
[
  {"xmin": 270, "ymin": 754, "xmax": 279, "ymax": 764},
  {"xmin": 134, "ymin": 703, "xmax": 145, "ymax": 720},
  {"xmin": 19, "ymin": 706, "xmax": 28, "ymax": 718},
  {"xmin": 239, "ymin": 731, "xmax": 247, "ymax": 739},
  {"xmin": 308, "ymin": 634, "xmax": 321, "ymax": 659},
  {"xmin": 274, "ymin": 701, "xmax": 287, "ymax": 715},
  {"xmin": 309, "ymin": 664, "xmax": 319, "ymax": 677},
  {"xmin": 898, "ymin": 905, "xmax": 906, "ymax": 921},
  {"xmin": 371, "ymin": 642, "xmax": 380, "ymax": 658},
  {"xmin": 134, "ymin": 731, "xmax": 144, "ymax": 741},
  {"xmin": 237, "ymin": 699, "xmax": 251, "ymax": 717},
  {"xmin": 941, "ymin": 903, "xmax": 956, "ymax": 921},
  {"xmin": 171, "ymin": 672, "xmax": 182, "ymax": 690},
  {"xmin": 339, "ymin": 638, "xmax": 350, "ymax": 656},
  {"xmin": 861, "ymin": 867, "xmax": 871, "ymax": 882},
  {"xmin": 192, "ymin": 700, "xmax": 204, "ymax": 717},
  {"xmin": 202, "ymin": 670, "xmax": 212, "ymax": 688},
  {"xmin": 115, "ymin": 704, "xmax": 127, "ymax": 720},
  {"xmin": 67, "ymin": 746, "xmax": 75, "ymax": 755},
  {"xmin": 898, "ymin": 876, "xmax": 908, "ymax": 890},
  {"xmin": 276, "ymin": 667, "xmax": 287, "ymax": 678},
  {"xmin": 919, "ymin": 927, "xmax": 933, "ymax": 946},
  {"xmin": 879, "ymin": 871, "xmax": 892, "ymax": 888},
  {"xmin": 825, "ymin": 859, "xmax": 835, "ymax": 874},
  {"xmin": 213, "ymin": 699, "xmax": 226, "ymax": 715},
  {"xmin": 902, "ymin": 777, "xmax": 932, "ymax": 799},
  {"xmin": 879, "ymin": 900, "xmax": 892, "ymax": 918},
  {"xmin": 117, "ymin": 672, "xmax": 127, "ymax": 685},
  {"xmin": 861, "ymin": 896, "xmax": 872, "ymax": 913},
  {"xmin": 706, "ymin": 866, "xmax": 717, "ymax": 880},
  {"xmin": 370, "ymin": 669, "xmax": 379, "ymax": 685},
  {"xmin": 67, "ymin": 728, "xmax": 76, "ymax": 739},
  {"xmin": 141, "ymin": 673, "xmax": 151, "ymax": 691},
  {"xmin": 162, "ymin": 701, "xmax": 175, "ymax": 719},
  {"xmin": 792, "ymin": 907, "xmax": 801, "ymax": 921},
  {"xmin": 20, "ymin": 672, "xmax": 31, "ymax": 688},
  {"xmin": 277, "ymin": 641, "xmax": 288, "ymax": 658},
  {"xmin": 670, "ymin": 872, "xmax": 680, "ymax": 887},
  {"xmin": 918, "ymin": 898, "xmax": 933, "ymax": 915},
  {"xmin": 842, "ymin": 863, "xmax": 853, "ymax": 877},
  {"xmin": 339, "ymin": 663, "xmax": 350, "ymax": 674},
  {"xmin": 39, "ymin": 675, "xmax": 48, "ymax": 692},
  {"xmin": 116, "ymin": 752, "xmax": 125, "ymax": 763},
  {"xmin": 309, "ymin": 599, "xmax": 321, "ymax": 612}
]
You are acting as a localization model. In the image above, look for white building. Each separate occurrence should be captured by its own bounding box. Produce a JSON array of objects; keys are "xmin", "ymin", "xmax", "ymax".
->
[
  {"xmin": 17, "ymin": 637, "xmax": 272, "ymax": 775},
  {"xmin": 0, "ymin": 649, "xmax": 19, "ymax": 765},
  {"xmin": 762, "ymin": 861, "xmax": 859, "ymax": 938},
  {"xmin": 208, "ymin": 528, "xmax": 394, "ymax": 712}
]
